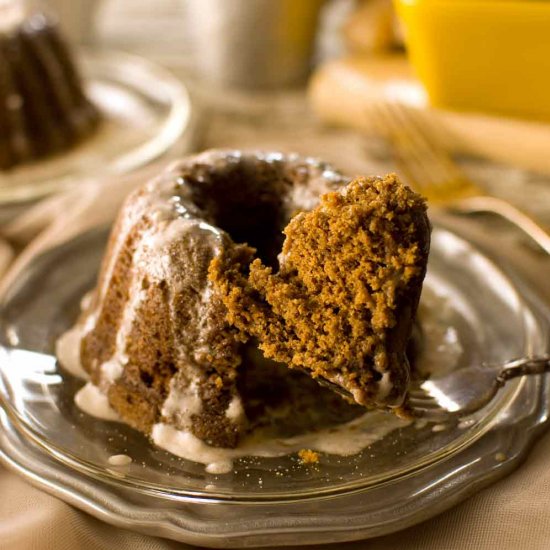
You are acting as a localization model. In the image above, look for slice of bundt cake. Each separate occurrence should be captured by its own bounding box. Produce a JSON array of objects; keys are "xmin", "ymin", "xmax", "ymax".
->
[
  {"xmin": 0, "ymin": 1, "xmax": 100, "ymax": 170},
  {"xmin": 209, "ymin": 174, "xmax": 430, "ymax": 410}
]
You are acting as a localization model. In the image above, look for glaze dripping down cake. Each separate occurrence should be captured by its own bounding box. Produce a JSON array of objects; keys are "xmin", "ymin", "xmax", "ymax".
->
[
  {"xmin": 0, "ymin": 1, "xmax": 101, "ymax": 170},
  {"xmin": 57, "ymin": 150, "xmax": 430, "ymax": 449}
]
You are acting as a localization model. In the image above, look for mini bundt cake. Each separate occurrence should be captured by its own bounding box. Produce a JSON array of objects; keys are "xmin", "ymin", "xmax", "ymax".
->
[
  {"xmin": 57, "ymin": 150, "xmax": 348, "ymax": 448},
  {"xmin": 0, "ymin": 1, "xmax": 101, "ymax": 170},
  {"xmin": 57, "ymin": 150, "xmax": 430, "ymax": 449}
]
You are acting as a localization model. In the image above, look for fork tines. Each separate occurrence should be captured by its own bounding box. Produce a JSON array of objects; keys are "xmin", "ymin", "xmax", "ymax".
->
[{"xmin": 367, "ymin": 101, "xmax": 481, "ymax": 202}]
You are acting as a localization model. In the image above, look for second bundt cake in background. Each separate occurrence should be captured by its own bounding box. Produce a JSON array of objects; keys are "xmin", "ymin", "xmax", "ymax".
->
[{"xmin": 0, "ymin": 1, "xmax": 101, "ymax": 170}]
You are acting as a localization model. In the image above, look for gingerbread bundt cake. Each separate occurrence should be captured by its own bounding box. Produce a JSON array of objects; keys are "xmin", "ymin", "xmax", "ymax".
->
[
  {"xmin": 0, "ymin": 1, "xmax": 100, "ymax": 170},
  {"xmin": 57, "ymin": 150, "xmax": 430, "ymax": 449}
]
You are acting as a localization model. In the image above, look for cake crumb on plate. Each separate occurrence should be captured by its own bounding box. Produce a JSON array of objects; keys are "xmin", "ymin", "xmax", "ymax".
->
[{"xmin": 298, "ymin": 449, "xmax": 320, "ymax": 464}]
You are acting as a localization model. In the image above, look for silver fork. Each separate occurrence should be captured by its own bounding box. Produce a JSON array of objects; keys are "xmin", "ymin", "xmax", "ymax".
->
[
  {"xmin": 368, "ymin": 101, "xmax": 550, "ymax": 255},
  {"xmin": 409, "ymin": 356, "xmax": 550, "ymax": 421},
  {"xmin": 316, "ymin": 357, "xmax": 550, "ymax": 420}
]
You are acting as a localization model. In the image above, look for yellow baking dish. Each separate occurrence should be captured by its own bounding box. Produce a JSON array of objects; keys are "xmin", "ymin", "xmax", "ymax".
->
[{"xmin": 394, "ymin": 0, "xmax": 550, "ymax": 119}]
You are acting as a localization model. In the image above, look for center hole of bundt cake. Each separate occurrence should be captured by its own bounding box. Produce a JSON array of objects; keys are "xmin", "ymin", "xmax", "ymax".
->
[{"xmin": 186, "ymin": 159, "xmax": 294, "ymax": 268}]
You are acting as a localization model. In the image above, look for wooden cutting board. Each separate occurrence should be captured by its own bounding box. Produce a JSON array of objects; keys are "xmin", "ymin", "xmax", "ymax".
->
[{"xmin": 309, "ymin": 55, "xmax": 550, "ymax": 177}]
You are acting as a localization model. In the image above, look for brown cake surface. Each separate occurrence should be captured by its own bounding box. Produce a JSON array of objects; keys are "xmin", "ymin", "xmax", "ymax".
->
[
  {"xmin": 209, "ymin": 174, "xmax": 430, "ymax": 410},
  {"xmin": 0, "ymin": 3, "xmax": 101, "ymax": 170}
]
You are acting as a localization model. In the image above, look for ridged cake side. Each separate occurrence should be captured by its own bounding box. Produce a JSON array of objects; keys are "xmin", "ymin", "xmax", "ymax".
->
[
  {"xmin": 79, "ymin": 169, "xmax": 247, "ymax": 447},
  {"xmin": 59, "ymin": 150, "xmax": 348, "ymax": 448}
]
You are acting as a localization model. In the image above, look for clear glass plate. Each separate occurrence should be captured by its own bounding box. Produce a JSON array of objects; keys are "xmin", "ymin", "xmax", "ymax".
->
[
  {"xmin": 0, "ymin": 51, "xmax": 191, "ymax": 204},
  {"xmin": 0, "ymin": 221, "xmax": 548, "ymax": 547}
]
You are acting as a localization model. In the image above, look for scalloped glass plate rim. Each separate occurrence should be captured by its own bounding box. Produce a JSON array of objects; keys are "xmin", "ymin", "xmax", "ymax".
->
[
  {"xmin": 0, "ymin": 222, "xmax": 547, "ymax": 503},
  {"xmin": 0, "ymin": 375, "xmax": 524, "ymax": 502}
]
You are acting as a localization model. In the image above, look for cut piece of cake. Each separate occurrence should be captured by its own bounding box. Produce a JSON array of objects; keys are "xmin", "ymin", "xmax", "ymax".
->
[{"xmin": 209, "ymin": 174, "xmax": 430, "ymax": 410}]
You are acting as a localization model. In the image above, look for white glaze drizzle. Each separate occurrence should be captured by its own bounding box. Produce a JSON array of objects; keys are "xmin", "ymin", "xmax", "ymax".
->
[
  {"xmin": 375, "ymin": 371, "xmax": 393, "ymax": 401},
  {"xmin": 75, "ymin": 383, "xmax": 120, "ymax": 421},
  {"xmin": 108, "ymin": 454, "xmax": 132, "ymax": 466},
  {"xmin": 225, "ymin": 395, "xmax": 245, "ymax": 422},
  {"xmin": 151, "ymin": 411, "xmax": 409, "ymax": 474},
  {"xmin": 97, "ymin": 276, "xmax": 147, "ymax": 386},
  {"xmin": 161, "ymin": 376, "xmax": 203, "ymax": 428},
  {"xmin": 55, "ymin": 325, "xmax": 89, "ymax": 380}
]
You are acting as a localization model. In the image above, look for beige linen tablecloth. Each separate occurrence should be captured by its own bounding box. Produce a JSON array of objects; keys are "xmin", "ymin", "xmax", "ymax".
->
[
  {"xmin": 1, "ymin": 99, "xmax": 550, "ymax": 550},
  {"xmin": 4, "ymin": 430, "xmax": 550, "ymax": 550}
]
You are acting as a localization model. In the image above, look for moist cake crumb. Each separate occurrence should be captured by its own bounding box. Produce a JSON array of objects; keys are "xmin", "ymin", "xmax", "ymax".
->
[{"xmin": 210, "ymin": 174, "xmax": 430, "ymax": 411}]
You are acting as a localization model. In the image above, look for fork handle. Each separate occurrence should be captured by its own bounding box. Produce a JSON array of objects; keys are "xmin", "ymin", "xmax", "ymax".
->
[
  {"xmin": 450, "ymin": 196, "xmax": 550, "ymax": 255},
  {"xmin": 497, "ymin": 356, "xmax": 550, "ymax": 385}
]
